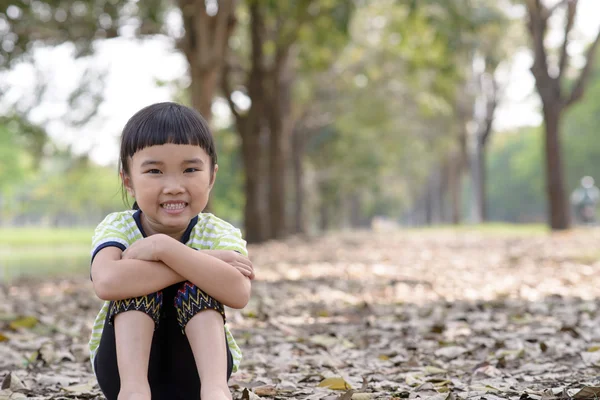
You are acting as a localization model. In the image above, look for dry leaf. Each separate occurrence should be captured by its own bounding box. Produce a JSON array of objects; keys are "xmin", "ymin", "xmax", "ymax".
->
[
  {"xmin": 61, "ymin": 381, "xmax": 97, "ymax": 393},
  {"xmin": 318, "ymin": 377, "xmax": 352, "ymax": 391},
  {"xmin": 8, "ymin": 316, "xmax": 38, "ymax": 330},
  {"xmin": 0, "ymin": 374, "xmax": 26, "ymax": 391},
  {"xmin": 572, "ymin": 386, "xmax": 600, "ymax": 399},
  {"xmin": 0, "ymin": 390, "xmax": 26, "ymax": 400},
  {"xmin": 254, "ymin": 385, "xmax": 277, "ymax": 396},
  {"xmin": 241, "ymin": 388, "xmax": 261, "ymax": 400},
  {"xmin": 337, "ymin": 389, "xmax": 355, "ymax": 400},
  {"xmin": 6, "ymin": 230, "xmax": 600, "ymax": 398},
  {"xmin": 424, "ymin": 366, "xmax": 447, "ymax": 375},
  {"xmin": 435, "ymin": 346, "xmax": 467, "ymax": 359}
]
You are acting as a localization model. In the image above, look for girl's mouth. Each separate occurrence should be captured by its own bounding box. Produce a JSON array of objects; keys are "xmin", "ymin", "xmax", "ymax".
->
[{"xmin": 161, "ymin": 202, "xmax": 188, "ymax": 212}]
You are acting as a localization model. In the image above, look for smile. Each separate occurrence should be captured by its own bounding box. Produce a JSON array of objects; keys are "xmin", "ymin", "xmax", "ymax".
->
[{"xmin": 161, "ymin": 202, "xmax": 188, "ymax": 210}]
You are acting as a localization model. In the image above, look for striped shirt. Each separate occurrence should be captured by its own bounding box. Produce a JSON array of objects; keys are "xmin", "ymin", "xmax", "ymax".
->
[{"xmin": 88, "ymin": 210, "xmax": 246, "ymax": 373}]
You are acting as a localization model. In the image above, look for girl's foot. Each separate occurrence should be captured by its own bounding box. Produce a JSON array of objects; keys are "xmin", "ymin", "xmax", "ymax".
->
[
  {"xmin": 201, "ymin": 385, "xmax": 233, "ymax": 400},
  {"xmin": 118, "ymin": 387, "xmax": 151, "ymax": 400}
]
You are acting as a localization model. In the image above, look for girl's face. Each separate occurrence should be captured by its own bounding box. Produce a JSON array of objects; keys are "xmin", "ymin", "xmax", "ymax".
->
[{"xmin": 122, "ymin": 143, "xmax": 217, "ymax": 239}]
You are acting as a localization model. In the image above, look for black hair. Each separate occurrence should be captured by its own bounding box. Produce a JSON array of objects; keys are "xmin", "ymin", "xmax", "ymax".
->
[{"xmin": 119, "ymin": 102, "xmax": 217, "ymax": 209}]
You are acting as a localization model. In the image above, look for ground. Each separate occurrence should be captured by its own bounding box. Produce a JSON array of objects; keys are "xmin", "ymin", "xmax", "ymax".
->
[{"xmin": 3, "ymin": 227, "xmax": 600, "ymax": 399}]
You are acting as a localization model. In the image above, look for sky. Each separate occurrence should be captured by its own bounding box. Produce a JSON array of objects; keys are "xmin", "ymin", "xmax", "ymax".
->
[{"xmin": 1, "ymin": 1, "xmax": 600, "ymax": 166}]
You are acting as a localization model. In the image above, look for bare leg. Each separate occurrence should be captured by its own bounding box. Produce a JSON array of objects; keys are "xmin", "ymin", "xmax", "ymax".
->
[
  {"xmin": 114, "ymin": 311, "xmax": 154, "ymax": 400},
  {"xmin": 185, "ymin": 310, "xmax": 232, "ymax": 400}
]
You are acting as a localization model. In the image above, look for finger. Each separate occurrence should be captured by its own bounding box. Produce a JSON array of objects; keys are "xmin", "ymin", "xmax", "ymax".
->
[
  {"xmin": 234, "ymin": 261, "xmax": 251, "ymax": 272},
  {"xmin": 234, "ymin": 256, "xmax": 251, "ymax": 267},
  {"xmin": 235, "ymin": 264, "xmax": 251, "ymax": 275}
]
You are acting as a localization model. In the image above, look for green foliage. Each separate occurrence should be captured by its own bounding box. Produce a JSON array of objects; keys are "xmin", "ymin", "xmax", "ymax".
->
[
  {"xmin": 0, "ymin": 125, "xmax": 31, "ymax": 192},
  {"xmin": 0, "ymin": 1, "xmax": 169, "ymax": 67},
  {"xmin": 486, "ymin": 128, "xmax": 545, "ymax": 222},
  {"xmin": 210, "ymin": 128, "xmax": 244, "ymax": 225},
  {"xmin": 563, "ymin": 51, "xmax": 600, "ymax": 193}
]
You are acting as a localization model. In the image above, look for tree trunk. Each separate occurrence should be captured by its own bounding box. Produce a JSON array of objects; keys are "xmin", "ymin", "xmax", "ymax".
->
[
  {"xmin": 424, "ymin": 187, "xmax": 433, "ymax": 226},
  {"xmin": 223, "ymin": 2, "xmax": 268, "ymax": 243},
  {"xmin": 238, "ymin": 118, "xmax": 266, "ymax": 243},
  {"xmin": 469, "ymin": 137, "xmax": 482, "ymax": 224},
  {"xmin": 477, "ymin": 139, "xmax": 487, "ymax": 221},
  {"xmin": 543, "ymin": 103, "xmax": 569, "ymax": 230},
  {"xmin": 190, "ymin": 67, "xmax": 219, "ymax": 122},
  {"xmin": 178, "ymin": 0, "xmax": 236, "ymax": 123},
  {"xmin": 291, "ymin": 126, "xmax": 306, "ymax": 235},
  {"xmin": 266, "ymin": 49, "xmax": 294, "ymax": 240},
  {"xmin": 319, "ymin": 185, "xmax": 330, "ymax": 232},
  {"xmin": 439, "ymin": 160, "xmax": 451, "ymax": 223},
  {"xmin": 349, "ymin": 194, "xmax": 362, "ymax": 228},
  {"xmin": 448, "ymin": 155, "xmax": 463, "ymax": 225}
]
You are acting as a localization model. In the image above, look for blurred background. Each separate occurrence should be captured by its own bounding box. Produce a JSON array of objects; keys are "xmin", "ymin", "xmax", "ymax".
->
[{"xmin": 1, "ymin": 0, "xmax": 600, "ymax": 281}]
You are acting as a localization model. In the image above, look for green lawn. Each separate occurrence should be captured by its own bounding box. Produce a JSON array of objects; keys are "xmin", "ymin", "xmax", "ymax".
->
[
  {"xmin": 407, "ymin": 223, "xmax": 549, "ymax": 236},
  {"xmin": 0, "ymin": 227, "xmax": 94, "ymax": 247}
]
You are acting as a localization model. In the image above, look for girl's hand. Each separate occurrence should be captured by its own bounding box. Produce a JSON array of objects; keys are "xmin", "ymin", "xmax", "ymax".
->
[
  {"xmin": 202, "ymin": 250, "xmax": 255, "ymax": 280},
  {"xmin": 122, "ymin": 235, "xmax": 165, "ymax": 262}
]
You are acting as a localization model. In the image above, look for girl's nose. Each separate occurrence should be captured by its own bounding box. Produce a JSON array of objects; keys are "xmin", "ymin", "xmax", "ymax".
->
[{"xmin": 163, "ymin": 177, "xmax": 185, "ymax": 194}]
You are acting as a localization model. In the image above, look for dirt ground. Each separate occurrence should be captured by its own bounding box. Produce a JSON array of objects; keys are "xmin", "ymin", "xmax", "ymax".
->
[{"xmin": 3, "ymin": 227, "xmax": 600, "ymax": 399}]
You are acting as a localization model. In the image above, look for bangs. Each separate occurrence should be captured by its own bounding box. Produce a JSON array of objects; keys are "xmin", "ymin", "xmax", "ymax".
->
[{"xmin": 120, "ymin": 102, "xmax": 216, "ymax": 170}]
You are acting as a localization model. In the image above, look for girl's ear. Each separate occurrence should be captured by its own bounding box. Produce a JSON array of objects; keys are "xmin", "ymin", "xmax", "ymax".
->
[
  {"xmin": 208, "ymin": 164, "xmax": 218, "ymax": 189},
  {"xmin": 121, "ymin": 170, "xmax": 135, "ymax": 197}
]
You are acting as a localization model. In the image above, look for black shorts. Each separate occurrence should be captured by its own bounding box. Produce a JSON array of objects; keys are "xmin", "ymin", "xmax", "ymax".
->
[{"xmin": 93, "ymin": 283, "xmax": 233, "ymax": 400}]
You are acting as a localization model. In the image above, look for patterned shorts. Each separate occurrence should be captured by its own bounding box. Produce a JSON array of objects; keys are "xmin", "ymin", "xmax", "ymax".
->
[{"xmin": 108, "ymin": 281, "xmax": 225, "ymax": 333}]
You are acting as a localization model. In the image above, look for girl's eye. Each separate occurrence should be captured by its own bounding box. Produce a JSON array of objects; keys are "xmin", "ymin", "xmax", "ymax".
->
[
  {"xmin": 146, "ymin": 169, "xmax": 161, "ymax": 174},
  {"xmin": 185, "ymin": 168, "xmax": 199, "ymax": 173}
]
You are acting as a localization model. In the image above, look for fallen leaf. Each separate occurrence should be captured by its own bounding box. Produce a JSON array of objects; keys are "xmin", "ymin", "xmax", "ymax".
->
[
  {"xmin": 572, "ymin": 386, "xmax": 600, "ymax": 399},
  {"xmin": 241, "ymin": 388, "xmax": 261, "ymax": 400},
  {"xmin": 0, "ymin": 373, "xmax": 26, "ymax": 391},
  {"xmin": 424, "ymin": 366, "xmax": 447, "ymax": 375},
  {"xmin": 0, "ymin": 390, "xmax": 26, "ymax": 400},
  {"xmin": 61, "ymin": 381, "xmax": 97, "ymax": 393},
  {"xmin": 254, "ymin": 385, "xmax": 277, "ymax": 396},
  {"xmin": 8, "ymin": 316, "xmax": 38, "ymax": 330},
  {"xmin": 318, "ymin": 377, "xmax": 352, "ymax": 391},
  {"xmin": 435, "ymin": 346, "xmax": 467, "ymax": 359}
]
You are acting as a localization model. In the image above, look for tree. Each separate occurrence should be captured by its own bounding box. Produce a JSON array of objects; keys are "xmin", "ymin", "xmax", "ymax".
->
[
  {"xmin": 178, "ymin": 0, "xmax": 237, "ymax": 121},
  {"xmin": 524, "ymin": 0, "xmax": 600, "ymax": 230},
  {"xmin": 222, "ymin": 0, "xmax": 354, "ymax": 241}
]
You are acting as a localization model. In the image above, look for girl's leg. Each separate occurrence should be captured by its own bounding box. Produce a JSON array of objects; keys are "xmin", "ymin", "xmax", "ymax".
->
[
  {"xmin": 173, "ymin": 282, "xmax": 232, "ymax": 400},
  {"xmin": 95, "ymin": 292, "xmax": 163, "ymax": 400},
  {"xmin": 114, "ymin": 311, "xmax": 153, "ymax": 400}
]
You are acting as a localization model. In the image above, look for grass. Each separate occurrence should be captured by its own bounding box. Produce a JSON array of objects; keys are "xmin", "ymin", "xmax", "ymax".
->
[
  {"xmin": 0, "ymin": 227, "xmax": 94, "ymax": 247},
  {"xmin": 407, "ymin": 223, "xmax": 549, "ymax": 236},
  {"xmin": 0, "ymin": 246, "xmax": 90, "ymax": 283}
]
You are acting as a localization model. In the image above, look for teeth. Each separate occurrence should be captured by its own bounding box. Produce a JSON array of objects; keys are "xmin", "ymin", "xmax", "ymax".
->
[{"xmin": 162, "ymin": 202, "xmax": 186, "ymax": 210}]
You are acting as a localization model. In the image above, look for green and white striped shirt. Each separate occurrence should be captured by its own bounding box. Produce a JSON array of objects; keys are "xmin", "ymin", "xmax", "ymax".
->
[{"xmin": 88, "ymin": 210, "xmax": 246, "ymax": 373}]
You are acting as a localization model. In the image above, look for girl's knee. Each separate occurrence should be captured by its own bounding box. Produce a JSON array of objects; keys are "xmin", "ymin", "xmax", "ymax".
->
[
  {"xmin": 108, "ymin": 292, "xmax": 163, "ymax": 326},
  {"xmin": 174, "ymin": 282, "xmax": 226, "ymax": 332}
]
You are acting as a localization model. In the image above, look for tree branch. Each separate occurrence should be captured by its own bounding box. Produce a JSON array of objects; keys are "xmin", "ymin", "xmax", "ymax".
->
[
  {"xmin": 480, "ymin": 76, "xmax": 498, "ymax": 147},
  {"xmin": 221, "ymin": 63, "xmax": 241, "ymax": 121},
  {"xmin": 213, "ymin": 0, "xmax": 236, "ymax": 62},
  {"xmin": 565, "ymin": 27, "xmax": 600, "ymax": 107},
  {"xmin": 195, "ymin": 2, "xmax": 211, "ymax": 68},
  {"xmin": 548, "ymin": 0, "xmax": 573, "ymax": 17},
  {"xmin": 277, "ymin": 0, "xmax": 314, "ymax": 52},
  {"xmin": 525, "ymin": 0, "xmax": 552, "ymax": 85},
  {"xmin": 558, "ymin": 0, "xmax": 577, "ymax": 81}
]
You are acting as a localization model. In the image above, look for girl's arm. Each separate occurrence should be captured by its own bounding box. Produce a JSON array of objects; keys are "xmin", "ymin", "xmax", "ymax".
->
[
  {"xmin": 91, "ymin": 246, "xmax": 186, "ymax": 301},
  {"xmin": 154, "ymin": 235, "xmax": 251, "ymax": 309}
]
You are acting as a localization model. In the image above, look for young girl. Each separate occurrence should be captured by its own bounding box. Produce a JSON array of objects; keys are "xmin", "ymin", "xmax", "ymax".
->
[{"xmin": 88, "ymin": 102, "xmax": 254, "ymax": 400}]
